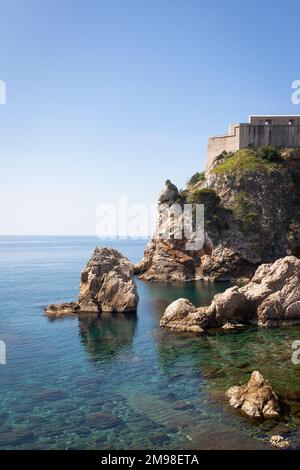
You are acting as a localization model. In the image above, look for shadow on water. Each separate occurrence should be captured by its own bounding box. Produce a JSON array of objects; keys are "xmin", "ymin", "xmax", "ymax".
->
[{"xmin": 77, "ymin": 312, "xmax": 137, "ymax": 362}]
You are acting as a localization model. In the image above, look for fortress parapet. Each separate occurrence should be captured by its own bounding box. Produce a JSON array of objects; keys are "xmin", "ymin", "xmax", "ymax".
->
[{"xmin": 206, "ymin": 115, "xmax": 300, "ymax": 172}]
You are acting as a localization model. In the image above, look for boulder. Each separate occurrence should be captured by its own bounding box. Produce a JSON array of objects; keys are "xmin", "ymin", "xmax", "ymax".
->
[
  {"xmin": 45, "ymin": 247, "xmax": 139, "ymax": 316},
  {"xmin": 159, "ymin": 298, "xmax": 204, "ymax": 333},
  {"xmin": 226, "ymin": 371, "xmax": 280, "ymax": 419},
  {"xmin": 45, "ymin": 302, "xmax": 79, "ymax": 317},
  {"xmin": 269, "ymin": 435, "xmax": 290, "ymax": 449},
  {"xmin": 240, "ymin": 256, "xmax": 300, "ymax": 326},
  {"xmin": 158, "ymin": 181, "xmax": 179, "ymax": 206},
  {"xmin": 212, "ymin": 286, "xmax": 253, "ymax": 324}
]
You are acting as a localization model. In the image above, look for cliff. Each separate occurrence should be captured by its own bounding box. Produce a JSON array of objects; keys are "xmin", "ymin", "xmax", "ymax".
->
[{"xmin": 135, "ymin": 147, "xmax": 300, "ymax": 282}]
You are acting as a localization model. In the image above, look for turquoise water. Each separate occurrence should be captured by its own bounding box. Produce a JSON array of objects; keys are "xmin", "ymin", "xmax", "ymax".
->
[{"xmin": 1, "ymin": 236, "xmax": 300, "ymax": 450}]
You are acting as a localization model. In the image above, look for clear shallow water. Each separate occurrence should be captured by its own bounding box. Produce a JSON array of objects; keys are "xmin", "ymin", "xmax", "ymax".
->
[{"xmin": 1, "ymin": 236, "xmax": 300, "ymax": 449}]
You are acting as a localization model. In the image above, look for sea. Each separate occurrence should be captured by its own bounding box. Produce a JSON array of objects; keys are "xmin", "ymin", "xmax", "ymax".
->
[{"xmin": 1, "ymin": 236, "xmax": 300, "ymax": 449}]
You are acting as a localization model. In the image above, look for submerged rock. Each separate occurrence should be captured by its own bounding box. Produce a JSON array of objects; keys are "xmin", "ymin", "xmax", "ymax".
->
[
  {"xmin": 269, "ymin": 435, "xmax": 290, "ymax": 449},
  {"xmin": 160, "ymin": 256, "xmax": 300, "ymax": 331},
  {"xmin": 45, "ymin": 302, "xmax": 79, "ymax": 317},
  {"xmin": 45, "ymin": 247, "xmax": 139, "ymax": 316},
  {"xmin": 226, "ymin": 371, "xmax": 280, "ymax": 419}
]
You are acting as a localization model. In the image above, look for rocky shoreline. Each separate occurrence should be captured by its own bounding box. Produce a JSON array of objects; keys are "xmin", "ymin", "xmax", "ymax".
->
[{"xmin": 160, "ymin": 256, "xmax": 300, "ymax": 332}]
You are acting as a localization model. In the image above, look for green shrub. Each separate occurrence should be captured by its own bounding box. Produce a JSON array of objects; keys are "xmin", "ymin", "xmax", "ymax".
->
[
  {"xmin": 187, "ymin": 188, "xmax": 221, "ymax": 226},
  {"xmin": 187, "ymin": 188, "xmax": 219, "ymax": 205},
  {"xmin": 257, "ymin": 145, "xmax": 282, "ymax": 163},
  {"xmin": 234, "ymin": 191, "xmax": 258, "ymax": 231},
  {"xmin": 212, "ymin": 148, "xmax": 280, "ymax": 175},
  {"xmin": 187, "ymin": 172, "xmax": 205, "ymax": 187},
  {"xmin": 215, "ymin": 150, "xmax": 234, "ymax": 162}
]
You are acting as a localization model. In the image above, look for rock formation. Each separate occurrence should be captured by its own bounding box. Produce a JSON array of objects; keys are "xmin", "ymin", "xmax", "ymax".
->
[
  {"xmin": 45, "ymin": 302, "xmax": 79, "ymax": 317},
  {"xmin": 136, "ymin": 148, "xmax": 300, "ymax": 282},
  {"xmin": 45, "ymin": 248, "xmax": 139, "ymax": 316},
  {"xmin": 160, "ymin": 256, "xmax": 300, "ymax": 331},
  {"xmin": 226, "ymin": 371, "xmax": 280, "ymax": 419},
  {"xmin": 269, "ymin": 435, "xmax": 290, "ymax": 449},
  {"xmin": 159, "ymin": 298, "xmax": 205, "ymax": 333}
]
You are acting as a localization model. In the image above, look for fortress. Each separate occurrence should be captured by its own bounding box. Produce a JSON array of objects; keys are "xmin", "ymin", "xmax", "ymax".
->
[{"xmin": 206, "ymin": 115, "xmax": 300, "ymax": 171}]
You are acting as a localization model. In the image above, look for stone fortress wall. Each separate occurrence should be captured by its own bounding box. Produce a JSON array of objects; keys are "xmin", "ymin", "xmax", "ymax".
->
[{"xmin": 206, "ymin": 115, "xmax": 300, "ymax": 172}]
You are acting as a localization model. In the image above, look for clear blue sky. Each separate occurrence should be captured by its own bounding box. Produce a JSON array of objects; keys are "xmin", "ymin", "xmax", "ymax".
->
[{"xmin": 1, "ymin": 0, "xmax": 300, "ymax": 235}]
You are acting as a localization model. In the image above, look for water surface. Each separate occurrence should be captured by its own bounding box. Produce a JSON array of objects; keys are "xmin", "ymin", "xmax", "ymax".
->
[{"xmin": 0, "ymin": 236, "xmax": 300, "ymax": 449}]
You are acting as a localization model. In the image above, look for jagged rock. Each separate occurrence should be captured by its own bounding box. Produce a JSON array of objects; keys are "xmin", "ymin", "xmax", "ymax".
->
[
  {"xmin": 135, "ymin": 240, "xmax": 196, "ymax": 281},
  {"xmin": 212, "ymin": 286, "xmax": 252, "ymax": 323},
  {"xmin": 79, "ymin": 247, "xmax": 138, "ymax": 313},
  {"xmin": 45, "ymin": 302, "xmax": 79, "ymax": 317},
  {"xmin": 160, "ymin": 256, "xmax": 300, "ymax": 332},
  {"xmin": 158, "ymin": 181, "xmax": 179, "ymax": 206},
  {"xmin": 226, "ymin": 371, "xmax": 280, "ymax": 419},
  {"xmin": 45, "ymin": 248, "xmax": 139, "ymax": 316},
  {"xmin": 269, "ymin": 435, "xmax": 290, "ymax": 449},
  {"xmin": 159, "ymin": 298, "xmax": 204, "ymax": 333},
  {"xmin": 240, "ymin": 256, "xmax": 300, "ymax": 326}
]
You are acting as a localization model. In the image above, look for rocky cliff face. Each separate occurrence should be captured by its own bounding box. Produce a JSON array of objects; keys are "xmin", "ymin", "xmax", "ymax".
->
[{"xmin": 135, "ymin": 148, "xmax": 300, "ymax": 282}]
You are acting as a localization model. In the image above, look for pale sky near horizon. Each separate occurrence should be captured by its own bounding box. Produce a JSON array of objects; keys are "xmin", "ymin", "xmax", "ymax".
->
[{"xmin": 1, "ymin": 0, "xmax": 300, "ymax": 235}]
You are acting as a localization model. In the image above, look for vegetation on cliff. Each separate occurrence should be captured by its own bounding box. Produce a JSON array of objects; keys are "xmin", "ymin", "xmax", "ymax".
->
[
  {"xmin": 136, "ymin": 147, "xmax": 300, "ymax": 282},
  {"xmin": 212, "ymin": 147, "xmax": 282, "ymax": 175}
]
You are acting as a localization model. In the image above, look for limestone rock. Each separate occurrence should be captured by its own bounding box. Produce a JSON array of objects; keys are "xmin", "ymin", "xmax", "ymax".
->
[
  {"xmin": 79, "ymin": 248, "xmax": 139, "ymax": 313},
  {"xmin": 45, "ymin": 247, "xmax": 139, "ymax": 316},
  {"xmin": 158, "ymin": 181, "xmax": 179, "ymax": 206},
  {"xmin": 160, "ymin": 256, "xmax": 300, "ymax": 332},
  {"xmin": 135, "ymin": 240, "xmax": 196, "ymax": 281},
  {"xmin": 269, "ymin": 435, "xmax": 290, "ymax": 449},
  {"xmin": 159, "ymin": 298, "xmax": 204, "ymax": 333},
  {"xmin": 222, "ymin": 322, "xmax": 246, "ymax": 330},
  {"xmin": 212, "ymin": 286, "xmax": 253, "ymax": 324},
  {"xmin": 240, "ymin": 256, "xmax": 300, "ymax": 326},
  {"xmin": 226, "ymin": 371, "xmax": 280, "ymax": 419},
  {"xmin": 45, "ymin": 302, "xmax": 79, "ymax": 317}
]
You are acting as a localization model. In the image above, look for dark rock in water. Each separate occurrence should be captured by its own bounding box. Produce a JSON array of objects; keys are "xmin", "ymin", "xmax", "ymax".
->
[
  {"xmin": 45, "ymin": 302, "xmax": 79, "ymax": 317},
  {"xmin": 149, "ymin": 432, "xmax": 171, "ymax": 445},
  {"xmin": 0, "ymin": 428, "xmax": 35, "ymax": 446},
  {"xmin": 86, "ymin": 412, "xmax": 124, "ymax": 429},
  {"xmin": 34, "ymin": 389, "xmax": 67, "ymax": 402},
  {"xmin": 226, "ymin": 370, "xmax": 280, "ymax": 419},
  {"xmin": 164, "ymin": 425, "xmax": 179, "ymax": 434},
  {"xmin": 45, "ymin": 248, "xmax": 139, "ymax": 316},
  {"xmin": 0, "ymin": 412, "xmax": 9, "ymax": 422},
  {"xmin": 173, "ymin": 401, "xmax": 195, "ymax": 411}
]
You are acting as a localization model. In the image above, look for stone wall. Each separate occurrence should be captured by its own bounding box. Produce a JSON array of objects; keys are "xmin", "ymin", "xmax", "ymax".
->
[
  {"xmin": 206, "ymin": 125, "xmax": 240, "ymax": 171},
  {"xmin": 205, "ymin": 115, "xmax": 300, "ymax": 173}
]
